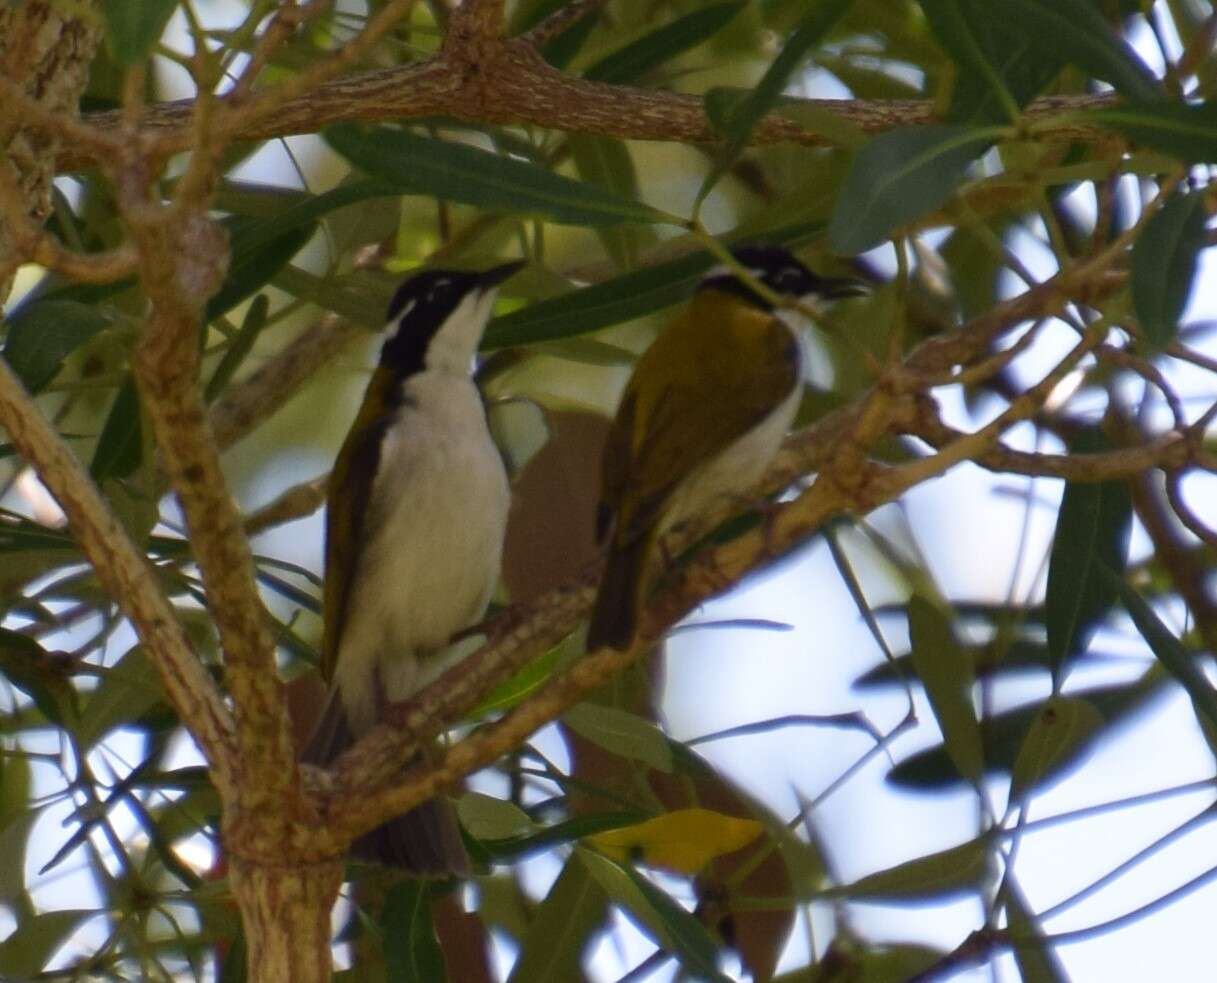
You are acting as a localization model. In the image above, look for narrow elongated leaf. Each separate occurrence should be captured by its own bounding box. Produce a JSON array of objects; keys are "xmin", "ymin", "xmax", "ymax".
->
[
  {"xmin": 325, "ymin": 125, "xmax": 667, "ymax": 227},
  {"xmin": 907, "ymin": 595, "xmax": 984, "ymax": 784},
  {"xmin": 829, "ymin": 125, "xmax": 999, "ymax": 253},
  {"xmin": 1090, "ymin": 101, "xmax": 1217, "ymax": 162},
  {"xmin": 823, "ymin": 837, "xmax": 990, "ymax": 902},
  {"xmin": 1009, "ymin": 695, "xmax": 1104, "ymax": 801},
  {"xmin": 481, "ymin": 812, "xmax": 646, "ymax": 860},
  {"xmin": 3, "ymin": 300, "xmax": 114, "ymax": 393},
  {"xmin": 383, "ymin": 882, "xmax": 446, "ymax": 983},
  {"xmin": 584, "ymin": 3, "xmax": 746, "ymax": 83},
  {"xmin": 1006, "ymin": 878, "xmax": 1069, "ymax": 982},
  {"xmin": 0, "ymin": 808, "xmax": 41, "ymax": 904},
  {"xmin": 700, "ymin": 0, "xmax": 853, "ymax": 197},
  {"xmin": 994, "ymin": 0, "xmax": 1160, "ymax": 101},
  {"xmin": 91, "ymin": 377, "xmax": 143, "ymax": 481},
  {"xmin": 505, "ymin": 856, "xmax": 607, "ymax": 983},
  {"xmin": 568, "ymin": 136, "xmax": 651, "ymax": 269},
  {"xmin": 1132, "ymin": 191, "xmax": 1208, "ymax": 348},
  {"xmin": 77, "ymin": 647, "xmax": 166, "ymax": 748},
  {"xmin": 564, "ymin": 703, "xmax": 674, "ymax": 772},
  {"xmin": 579, "ymin": 848, "xmax": 732, "ymax": 983},
  {"xmin": 223, "ymin": 178, "xmax": 397, "ymax": 258},
  {"xmin": 0, "ymin": 628, "xmax": 77, "ymax": 727},
  {"xmin": 1102, "ymin": 564, "xmax": 1217, "ymax": 744},
  {"xmin": 1044, "ymin": 430, "xmax": 1133, "ymax": 674},
  {"xmin": 207, "ymin": 222, "xmax": 315, "ymax": 321},
  {"xmin": 919, "ymin": 0, "xmax": 1063, "ymax": 123},
  {"xmin": 101, "ymin": 0, "xmax": 177, "ymax": 65},
  {"xmin": 206, "ymin": 294, "xmax": 270, "ymax": 401},
  {"xmin": 586, "ymin": 808, "xmax": 763, "ymax": 875},
  {"xmin": 888, "ymin": 674, "xmax": 1166, "ymax": 789},
  {"xmin": 0, "ymin": 910, "xmax": 98, "ymax": 978},
  {"xmin": 483, "ymin": 218, "xmax": 825, "ymax": 347}
]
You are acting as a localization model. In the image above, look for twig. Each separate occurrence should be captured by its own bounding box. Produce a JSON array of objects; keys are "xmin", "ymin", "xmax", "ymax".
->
[{"xmin": 0, "ymin": 357, "xmax": 238, "ymax": 795}]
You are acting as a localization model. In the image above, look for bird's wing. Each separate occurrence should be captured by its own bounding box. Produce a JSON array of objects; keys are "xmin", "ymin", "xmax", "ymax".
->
[
  {"xmin": 612, "ymin": 301, "xmax": 800, "ymax": 544},
  {"xmin": 321, "ymin": 412, "xmax": 389, "ymax": 683}
]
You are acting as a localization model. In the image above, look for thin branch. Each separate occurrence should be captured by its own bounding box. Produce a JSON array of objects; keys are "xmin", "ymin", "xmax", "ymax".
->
[
  {"xmin": 59, "ymin": 72, "xmax": 1120, "ymax": 173},
  {"xmin": 906, "ymin": 397, "xmax": 1192, "ymax": 481},
  {"xmin": 520, "ymin": 0, "xmax": 609, "ymax": 46},
  {"xmin": 209, "ymin": 313, "xmax": 366, "ymax": 451},
  {"xmin": 0, "ymin": 357, "xmax": 238, "ymax": 795}
]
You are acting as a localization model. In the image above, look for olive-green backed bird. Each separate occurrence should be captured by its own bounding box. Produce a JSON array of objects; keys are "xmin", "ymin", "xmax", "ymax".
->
[
  {"xmin": 302, "ymin": 261, "xmax": 521, "ymax": 874},
  {"xmin": 587, "ymin": 245, "xmax": 863, "ymax": 651}
]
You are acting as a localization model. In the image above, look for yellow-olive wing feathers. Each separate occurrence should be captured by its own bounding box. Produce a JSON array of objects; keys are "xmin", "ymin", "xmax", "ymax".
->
[{"xmin": 602, "ymin": 290, "xmax": 800, "ymax": 546}]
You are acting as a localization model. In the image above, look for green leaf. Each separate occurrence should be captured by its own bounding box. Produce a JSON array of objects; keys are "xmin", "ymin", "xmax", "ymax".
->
[
  {"xmin": 91, "ymin": 377, "xmax": 143, "ymax": 481},
  {"xmin": 470, "ymin": 644, "xmax": 564, "ymax": 716},
  {"xmin": 206, "ymin": 294, "xmax": 271, "ymax": 400},
  {"xmin": 0, "ymin": 807, "xmax": 42, "ymax": 905},
  {"xmin": 568, "ymin": 136, "xmax": 652, "ymax": 269},
  {"xmin": 1005, "ymin": 879, "xmax": 1069, "ymax": 982},
  {"xmin": 207, "ymin": 221, "xmax": 315, "ymax": 322},
  {"xmin": 0, "ymin": 628, "xmax": 76, "ymax": 727},
  {"xmin": 919, "ymin": 0, "xmax": 1063, "ymax": 123},
  {"xmin": 457, "ymin": 792, "xmax": 533, "ymax": 841},
  {"xmin": 700, "ymin": 0, "xmax": 853, "ymax": 199},
  {"xmin": 3, "ymin": 299, "xmax": 114, "ymax": 393},
  {"xmin": 506, "ymin": 856, "xmax": 607, "ymax": 983},
  {"xmin": 993, "ymin": 0, "xmax": 1160, "ymax": 101},
  {"xmin": 1102, "ymin": 564, "xmax": 1217, "ymax": 746},
  {"xmin": 272, "ymin": 266, "xmax": 391, "ymax": 330},
  {"xmin": 828, "ymin": 125, "xmax": 999, "ymax": 253},
  {"xmin": 77, "ymin": 647, "xmax": 166, "ymax": 748},
  {"xmin": 480, "ymin": 812, "xmax": 646, "ymax": 860},
  {"xmin": 907, "ymin": 595, "xmax": 984, "ymax": 784},
  {"xmin": 483, "ymin": 218, "xmax": 826, "ymax": 347},
  {"xmin": 578, "ymin": 848, "xmax": 732, "ymax": 983},
  {"xmin": 823, "ymin": 837, "xmax": 990, "ymax": 902},
  {"xmin": 383, "ymin": 882, "xmax": 446, "ymax": 983},
  {"xmin": 1044, "ymin": 429, "xmax": 1133, "ymax": 674},
  {"xmin": 101, "ymin": 0, "xmax": 177, "ymax": 65},
  {"xmin": 1089, "ymin": 101, "xmax": 1217, "ymax": 162},
  {"xmin": 1132, "ymin": 191, "xmax": 1208, "ymax": 348},
  {"xmin": 1009, "ymin": 695, "xmax": 1104, "ymax": 802},
  {"xmin": 563, "ymin": 703, "xmax": 674, "ymax": 772},
  {"xmin": 0, "ymin": 909, "xmax": 96, "ymax": 979},
  {"xmin": 325, "ymin": 125, "xmax": 668, "ymax": 227},
  {"xmin": 584, "ymin": 3, "xmax": 746, "ymax": 84},
  {"xmin": 888, "ymin": 674, "xmax": 1165, "ymax": 789},
  {"xmin": 539, "ymin": 5, "xmax": 599, "ymax": 69},
  {"xmin": 221, "ymin": 178, "xmax": 398, "ymax": 256}
]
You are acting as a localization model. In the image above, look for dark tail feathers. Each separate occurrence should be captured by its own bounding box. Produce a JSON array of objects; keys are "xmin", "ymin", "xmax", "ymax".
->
[
  {"xmin": 587, "ymin": 537, "xmax": 648, "ymax": 651},
  {"xmin": 301, "ymin": 689, "xmax": 469, "ymax": 876}
]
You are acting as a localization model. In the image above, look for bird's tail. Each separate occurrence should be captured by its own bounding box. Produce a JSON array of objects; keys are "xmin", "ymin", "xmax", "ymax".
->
[
  {"xmin": 587, "ymin": 536, "xmax": 648, "ymax": 651},
  {"xmin": 301, "ymin": 689, "xmax": 470, "ymax": 877}
]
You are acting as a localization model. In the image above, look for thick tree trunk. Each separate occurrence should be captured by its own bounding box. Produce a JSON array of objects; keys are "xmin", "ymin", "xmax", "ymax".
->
[{"xmin": 229, "ymin": 856, "xmax": 343, "ymax": 983}]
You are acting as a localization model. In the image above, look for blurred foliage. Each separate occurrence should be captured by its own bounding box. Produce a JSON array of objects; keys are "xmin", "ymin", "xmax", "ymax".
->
[{"xmin": 1, "ymin": 0, "xmax": 1216, "ymax": 980}]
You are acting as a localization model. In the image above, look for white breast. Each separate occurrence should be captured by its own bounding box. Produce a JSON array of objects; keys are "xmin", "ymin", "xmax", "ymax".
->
[{"xmin": 333, "ymin": 370, "xmax": 510, "ymax": 732}]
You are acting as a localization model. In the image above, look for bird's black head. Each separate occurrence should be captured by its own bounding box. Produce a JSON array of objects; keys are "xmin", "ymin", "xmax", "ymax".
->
[
  {"xmin": 380, "ymin": 261, "xmax": 522, "ymax": 375},
  {"xmin": 701, "ymin": 245, "xmax": 866, "ymax": 310}
]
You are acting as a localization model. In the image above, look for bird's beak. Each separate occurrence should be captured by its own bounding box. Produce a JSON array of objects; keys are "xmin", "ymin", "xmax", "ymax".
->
[
  {"xmin": 820, "ymin": 276, "xmax": 869, "ymax": 300},
  {"xmin": 478, "ymin": 260, "xmax": 526, "ymax": 290}
]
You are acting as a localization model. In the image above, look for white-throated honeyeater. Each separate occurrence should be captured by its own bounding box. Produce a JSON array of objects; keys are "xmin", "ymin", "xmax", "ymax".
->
[{"xmin": 303, "ymin": 261, "xmax": 521, "ymax": 874}]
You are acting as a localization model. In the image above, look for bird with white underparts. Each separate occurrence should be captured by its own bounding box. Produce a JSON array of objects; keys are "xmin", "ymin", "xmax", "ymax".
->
[
  {"xmin": 587, "ymin": 244, "xmax": 865, "ymax": 652},
  {"xmin": 303, "ymin": 260, "xmax": 522, "ymax": 874}
]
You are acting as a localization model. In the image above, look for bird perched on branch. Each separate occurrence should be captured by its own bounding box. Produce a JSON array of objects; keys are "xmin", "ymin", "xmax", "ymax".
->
[
  {"xmin": 303, "ymin": 260, "xmax": 521, "ymax": 874},
  {"xmin": 587, "ymin": 245, "xmax": 864, "ymax": 652}
]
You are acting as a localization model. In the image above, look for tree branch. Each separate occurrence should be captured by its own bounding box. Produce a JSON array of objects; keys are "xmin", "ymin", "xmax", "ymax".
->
[
  {"xmin": 59, "ymin": 66, "xmax": 1119, "ymax": 173},
  {"xmin": 0, "ymin": 357, "xmax": 239, "ymax": 795}
]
